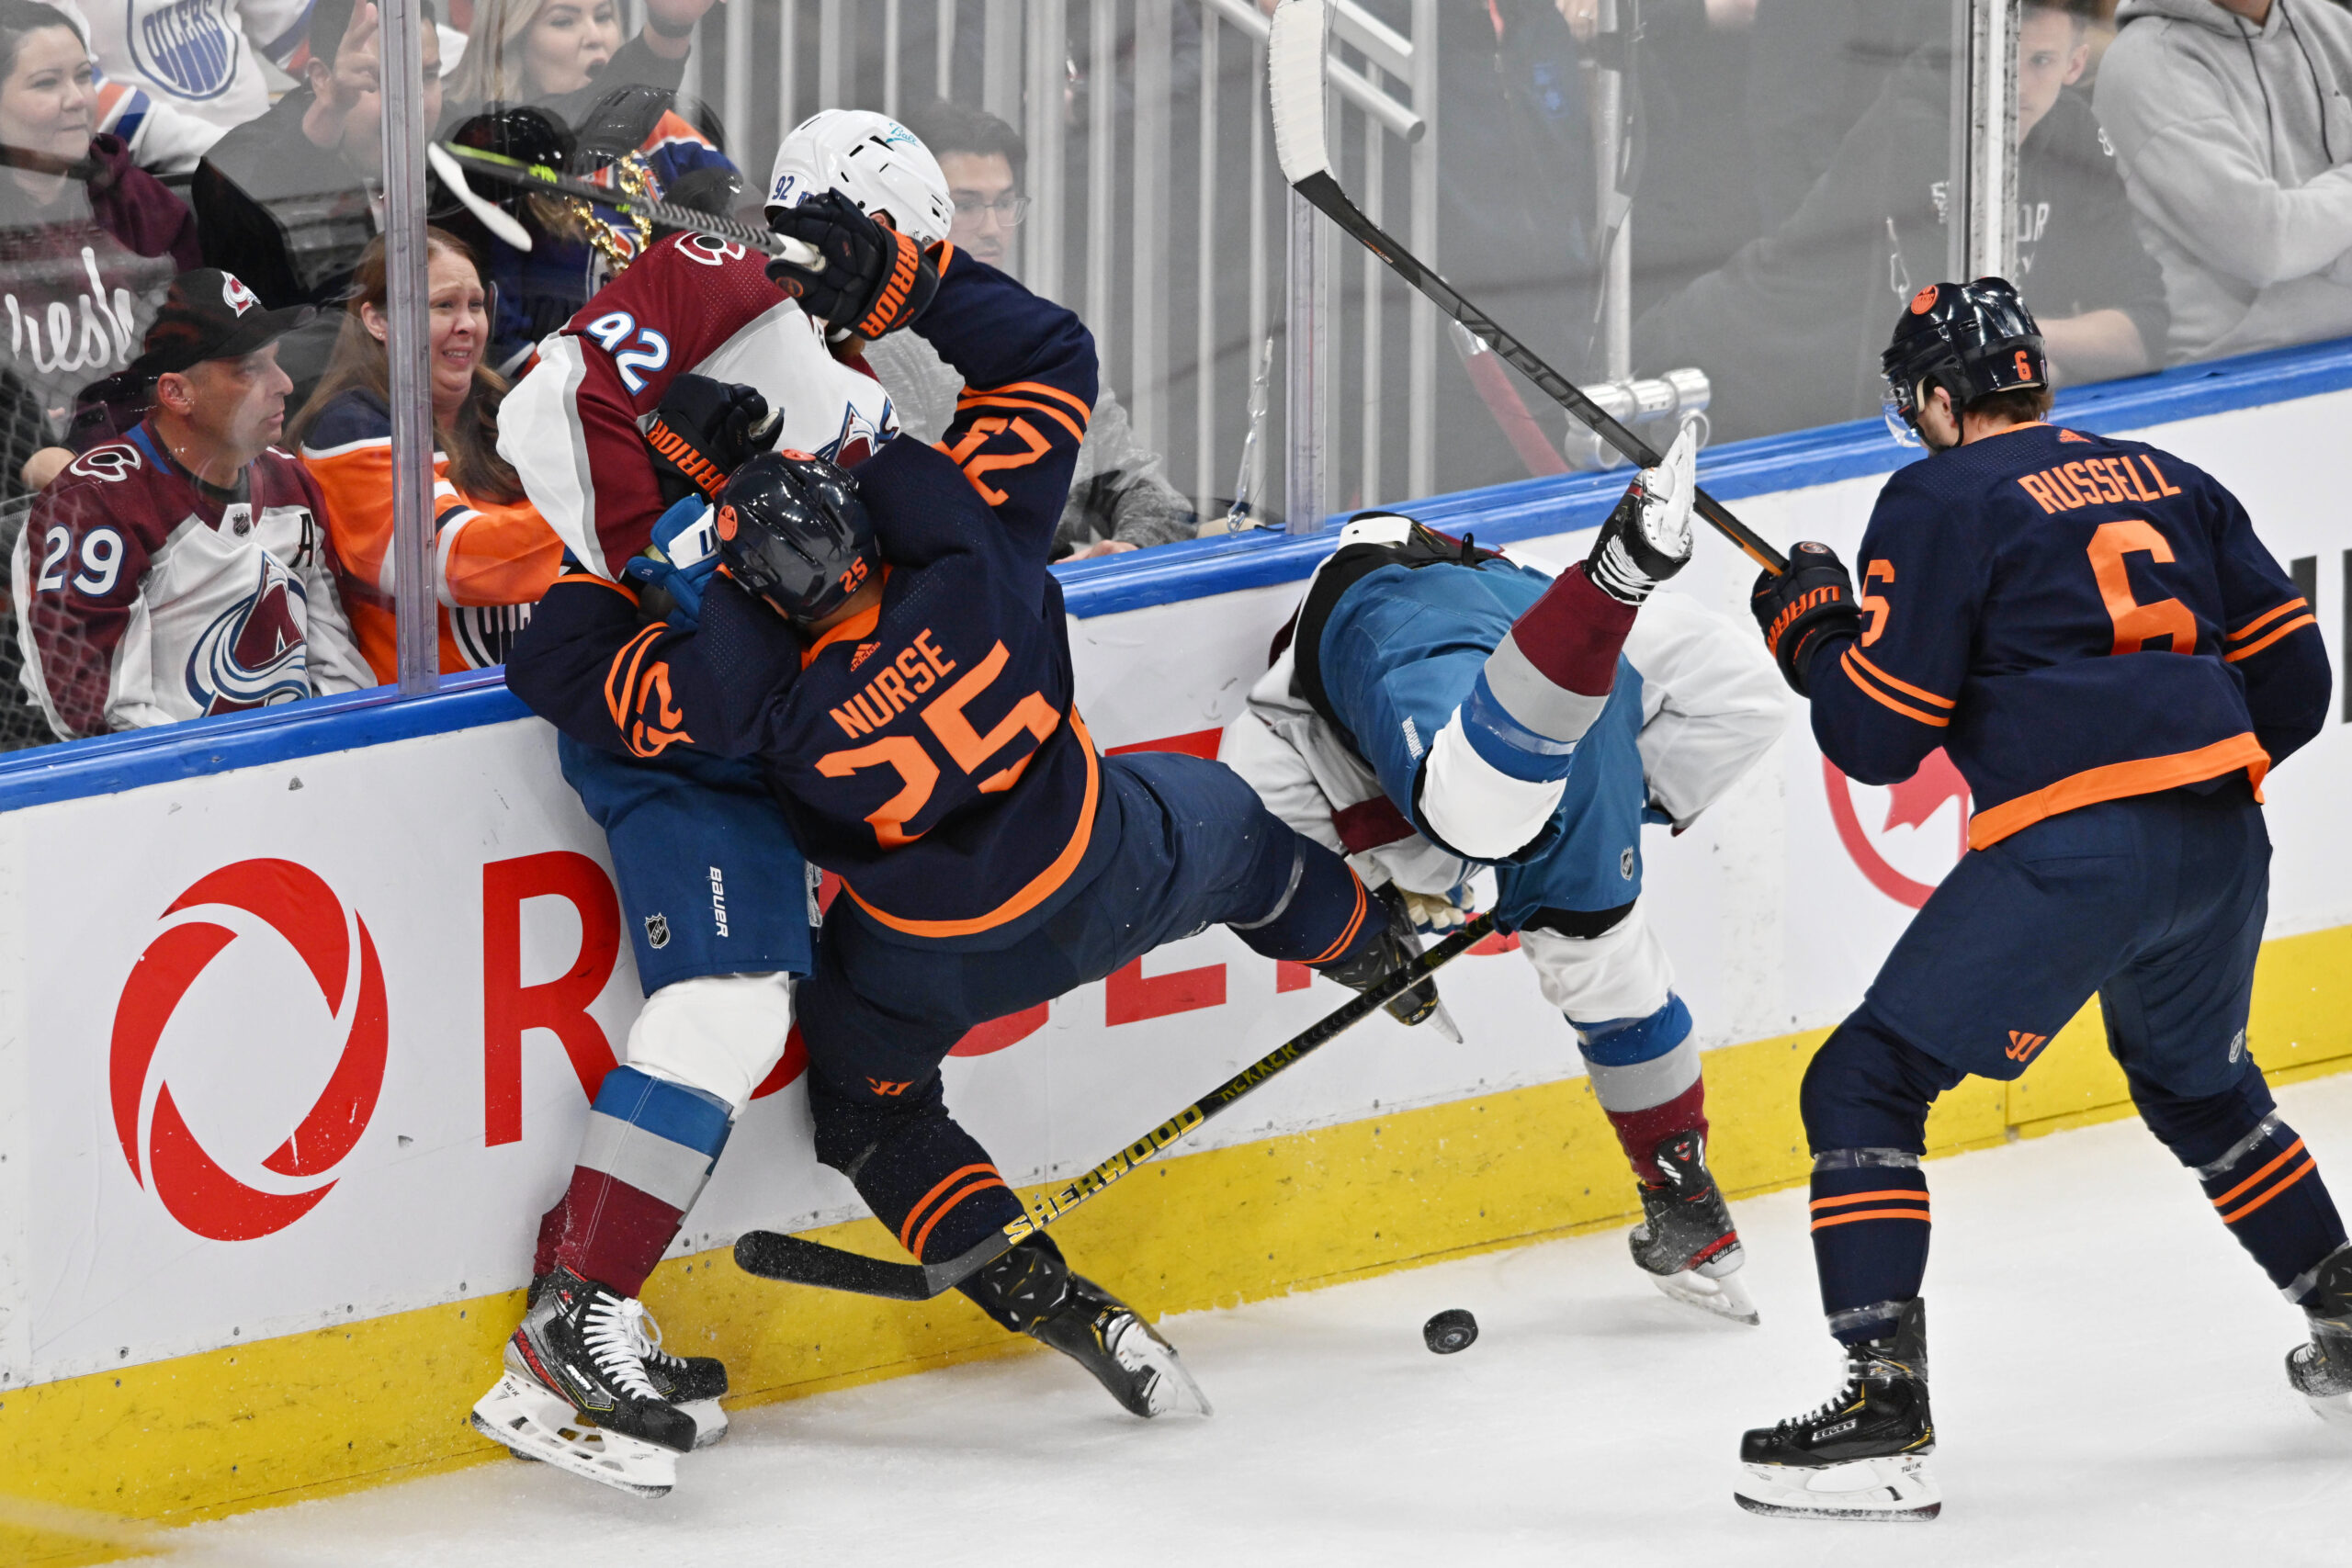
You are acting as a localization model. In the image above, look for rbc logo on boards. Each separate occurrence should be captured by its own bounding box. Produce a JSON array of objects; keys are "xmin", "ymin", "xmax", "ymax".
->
[{"xmin": 108, "ymin": 860, "xmax": 387, "ymax": 1241}]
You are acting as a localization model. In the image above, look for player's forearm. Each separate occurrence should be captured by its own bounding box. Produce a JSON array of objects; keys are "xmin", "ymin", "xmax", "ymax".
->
[
  {"xmin": 916, "ymin": 254, "xmax": 1098, "ymax": 421},
  {"xmin": 504, "ymin": 575, "xmax": 655, "ymax": 756},
  {"xmin": 2236, "ymin": 628, "xmax": 2332, "ymax": 772},
  {"xmin": 2042, "ymin": 310, "xmax": 2152, "ymax": 386},
  {"xmin": 1805, "ymin": 635, "xmax": 1949, "ymax": 786}
]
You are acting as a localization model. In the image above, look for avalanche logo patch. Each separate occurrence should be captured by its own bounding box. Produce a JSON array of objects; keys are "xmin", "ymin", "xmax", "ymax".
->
[
  {"xmin": 186, "ymin": 559, "xmax": 311, "ymax": 716},
  {"xmin": 130, "ymin": 0, "xmax": 243, "ymax": 102},
  {"xmin": 819, "ymin": 395, "xmax": 895, "ymax": 469}
]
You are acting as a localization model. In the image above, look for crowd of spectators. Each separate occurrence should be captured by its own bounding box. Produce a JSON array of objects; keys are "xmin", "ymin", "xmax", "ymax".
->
[{"xmin": 0, "ymin": 0, "xmax": 2342, "ymax": 754}]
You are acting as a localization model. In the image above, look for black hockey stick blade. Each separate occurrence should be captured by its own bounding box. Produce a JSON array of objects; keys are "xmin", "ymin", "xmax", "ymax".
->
[
  {"xmin": 433, "ymin": 142, "xmax": 822, "ymax": 269},
  {"xmin": 733, "ymin": 912, "xmax": 1498, "ymax": 1300},
  {"xmin": 1265, "ymin": 0, "xmax": 1788, "ymax": 577}
]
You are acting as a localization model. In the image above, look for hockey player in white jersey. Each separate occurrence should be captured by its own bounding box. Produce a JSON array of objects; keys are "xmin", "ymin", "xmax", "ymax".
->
[
  {"xmin": 1223, "ymin": 431, "xmax": 1789, "ymax": 1322},
  {"xmin": 469, "ymin": 113, "xmax": 945, "ymax": 1496}
]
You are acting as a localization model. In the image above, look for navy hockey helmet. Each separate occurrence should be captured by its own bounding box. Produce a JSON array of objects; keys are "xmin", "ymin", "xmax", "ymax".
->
[
  {"xmin": 1881, "ymin": 277, "xmax": 2046, "ymax": 445},
  {"xmin": 714, "ymin": 450, "xmax": 879, "ymax": 625}
]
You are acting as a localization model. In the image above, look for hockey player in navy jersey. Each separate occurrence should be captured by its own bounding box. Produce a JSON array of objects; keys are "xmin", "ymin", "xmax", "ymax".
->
[
  {"xmin": 465, "ymin": 117, "xmax": 931, "ymax": 1495},
  {"xmin": 1737, "ymin": 277, "xmax": 2344, "ymax": 1520},
  {"xmin": 1221, "ymin": 434, "xmax": 1790, "ymax": 1324},
  {"xmin": 502, "ymin": 186, "xmax": 1453, "ymax": 1488}
]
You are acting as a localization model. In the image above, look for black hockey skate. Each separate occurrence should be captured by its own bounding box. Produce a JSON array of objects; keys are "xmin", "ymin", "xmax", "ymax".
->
[
  {"xmin": 2288, "ymin": 1244, "xmax": 2352, "ymax": 1425},
  {"xmin": 1627, "ymin": 1130, "xmax": 1758, "ymax": 1325},
  {"xmin": 1318, "ymin": 884, "xmax": 1461, "ymax": 1040},
  {"xmin": 967, "ymin": 1237, "xmax": 1212, "ymax": 1419},
  {"xmin": 471, "ymin": 1269, "xmax": 698, "ymax": 1496},
  {"xmin": 1735, "ymin": 1298, "xmax": 1939, "ymax": 1521},
  {"xmin": 523, "ymin": 1271, "xmax": 729, "ymax": 1449}
]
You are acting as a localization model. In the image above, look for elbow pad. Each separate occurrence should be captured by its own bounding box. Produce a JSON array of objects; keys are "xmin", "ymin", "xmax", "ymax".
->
[{"xmin": 1419, "ymin": 709, "xmax": 1568, "ymax": 861}]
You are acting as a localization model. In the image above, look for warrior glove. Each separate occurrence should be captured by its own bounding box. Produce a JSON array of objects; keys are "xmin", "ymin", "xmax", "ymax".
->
[
  {"xmin": 1751, "ymin": 542, "xmax": 1862, "ymax": 696},
  {"xmin": 766, "ymin": 190, "xmax": 942, "ymax": 341},
  {"xmin": 1585, "ymin": 424, "xmax": 1697, "ymax": 605},
  {"xmin": 644, "ymin": 374, "xmax": 781, "ymax": 506}
]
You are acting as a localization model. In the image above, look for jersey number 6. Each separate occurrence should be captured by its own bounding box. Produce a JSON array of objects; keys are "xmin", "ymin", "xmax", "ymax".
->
[
  {"xmin": 2087, "ymin": 518, "xmax": 2195, "ymax": 656},
  {"xmin": 815, "ymin": 640, "xmax": 1062, "ymax": 848}
]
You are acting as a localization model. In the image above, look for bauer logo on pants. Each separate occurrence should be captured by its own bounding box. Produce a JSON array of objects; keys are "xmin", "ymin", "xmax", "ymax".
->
[{"xmin": 107, "ymin": 860, "xmax": 389, "ymax": 1242}]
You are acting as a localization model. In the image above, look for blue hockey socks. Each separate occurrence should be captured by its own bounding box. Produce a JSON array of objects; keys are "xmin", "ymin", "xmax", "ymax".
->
[
  {"xmin": 1227, "ymin": 837, "xmax": 1385, "ymax": 970},
  {"xmin": 809, "ymin": 1073, "xmax": 1027, "ymax": 1268}
]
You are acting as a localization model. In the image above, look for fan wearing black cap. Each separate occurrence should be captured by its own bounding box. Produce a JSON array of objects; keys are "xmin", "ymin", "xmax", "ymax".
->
[
  {"xmin": 10, "ymin": 266, "xmax": 370, "ymax": 738},
  {"xmin": 1733, "ymin": 276, "xmax": 2340, "ymax": 1521}
]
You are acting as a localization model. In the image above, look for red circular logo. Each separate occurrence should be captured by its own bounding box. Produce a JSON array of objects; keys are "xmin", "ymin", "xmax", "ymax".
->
[
  {"xmin": 1823, "ymin": 750, "xmax": 1973, "ymax": 909},
  {"xmin": 108, "ymin": 860, "xmax": 388, "ymax": 1241}
]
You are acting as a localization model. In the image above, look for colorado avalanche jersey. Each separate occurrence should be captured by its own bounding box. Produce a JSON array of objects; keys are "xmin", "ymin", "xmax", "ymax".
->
[
  {"xmin": 496, "ymin": 230, "xmax": 899, "ymax": 579},
  {"xmin": 1227, "ymin": 538, "xmax": 1786, "ymax": 927},
  {"xmin": 1805, "ymin": 423, "xmax": 2329, "ymax": 848},
  {"xmin": 12, "ymin": 421, "xmax": 371, "ymax": 737},
  {"xmin": 507, "ymin": 249, "xmax": 1109, "ymax": 946}
]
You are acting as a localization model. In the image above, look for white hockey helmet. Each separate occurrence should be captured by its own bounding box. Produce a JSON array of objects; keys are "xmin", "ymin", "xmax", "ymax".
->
[{"xmin": 768, "ymin": 110, "xmax": 954, "ymax": 247}]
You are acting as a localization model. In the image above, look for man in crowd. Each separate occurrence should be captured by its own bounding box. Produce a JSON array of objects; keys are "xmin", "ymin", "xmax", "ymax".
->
[
  {"xmin": 1635, "ymin": 0, "xmax": 2165, "ymax": 443},
  {"xmin": 2097, "ymin": 0, "xmax": 2352, "ymax": 364},
  {"xmin": 857, "ymin": 100, "xmax": 1197, "ymax": 558},
  {"xmin": 12, "ymin": 268, "xmax": 369, "ymax": 737}
]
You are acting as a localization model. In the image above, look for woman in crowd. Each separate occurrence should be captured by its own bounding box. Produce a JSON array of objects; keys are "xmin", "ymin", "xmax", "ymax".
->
[
  {"xmin": 442, "ymin": 0, "xmax": 737, "ymax": 367},
  {"xmin": 0, "ymin": 0, "xmax": 196, "ymax": 497},
  {"xmin": 289, "ymin": 228, "xmax": 562, "ymax": 682}
]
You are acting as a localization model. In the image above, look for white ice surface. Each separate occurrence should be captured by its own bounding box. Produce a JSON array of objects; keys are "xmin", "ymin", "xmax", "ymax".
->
[{"xmin": 164, "ymin": 1076, "xmax": 2352, "ymax": 1567}]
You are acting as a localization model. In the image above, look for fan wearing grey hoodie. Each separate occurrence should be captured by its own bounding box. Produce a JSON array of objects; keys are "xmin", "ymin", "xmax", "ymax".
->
[{"xmin": 2096, "ymin": 0, "xmax": 2352, "ymax": 364}]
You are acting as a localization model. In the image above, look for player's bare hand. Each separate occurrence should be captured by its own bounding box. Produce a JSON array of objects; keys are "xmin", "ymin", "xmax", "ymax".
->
[{"xmin": 1063, "ymin": 539, "xmax": 1139, "ymax": 560}]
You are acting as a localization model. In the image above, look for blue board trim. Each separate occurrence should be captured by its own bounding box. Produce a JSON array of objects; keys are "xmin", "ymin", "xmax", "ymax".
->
[{"xmin": 5, "ymin": 334, "xmax": 2346, "ymax": 812}]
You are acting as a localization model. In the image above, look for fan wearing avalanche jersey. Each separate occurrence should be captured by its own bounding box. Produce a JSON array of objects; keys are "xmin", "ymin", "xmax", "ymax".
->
[
  {"xmin": 498, "ymin": 188, "xmax": 1453, "ymax": 1492},
  {"xmin": 460, "ymin": 118, "xmax": 920, "ymax": 1494},
  {"xmin": 11, "ymin": 268, "xmax": 368, "ymax": 738},
  {"xmin": 1736, "ymin": 277, "xmax": 2342, "ymax": 1522}
]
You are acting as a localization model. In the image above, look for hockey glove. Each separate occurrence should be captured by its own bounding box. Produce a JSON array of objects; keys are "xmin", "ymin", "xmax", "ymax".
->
[
  {"xmin": 1750, "ymin": 541, "xmax": 1862, "ymax": 696},
  {"xmin": 623, "ymin": 494, "xmax": 721, "ymax": 624},
  {"xmin": 1398, "ymin": 886, "xmax": 1475, "ymax": 935},
  {"xmin": 1585, "ymin": 423, "xmax": 1696, "ymax": 604},
  {"xmin": 644, "ymin": 374, "xmax": 783, "ymax": 507},
  {"xmin": 765, "ymin": 190, "xmax": 941, "ymax": 341}
]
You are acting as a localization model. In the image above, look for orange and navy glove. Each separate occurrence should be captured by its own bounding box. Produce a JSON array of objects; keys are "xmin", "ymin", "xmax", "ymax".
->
[
  {"xmin": 644, "ymin": 374, "xmax": 781, "ymax": 506},
  {"xmin": 1750, "ymin": 541, "xmax": 1861, "ymax": 696},
  {"xmin": 765, "ymin": 190, "xmax": 941, "ymax": 341}
]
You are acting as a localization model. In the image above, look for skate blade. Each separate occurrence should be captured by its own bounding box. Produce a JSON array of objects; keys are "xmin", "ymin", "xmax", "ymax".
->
[
  {"xmin": 2302, "ymin": 1388, "xmax": 2352, "ymax": 1427},
  {"xmin": 680, "ymin": 1396, "xmax": 729, "ymax": 1450},
  {"xmin": 1733, "ymin": 1456, "xmax": 1940, "ymax": 1521},
  {"xmin": 1649, "ymin": 1266, "xmax": 1760, "ymax": 1326},
  {"xmin": 470, "ymin": 1372, "xmax": 678, "ymax": 1497},
  {"xmin": 1112, "ymin": 1317, "xmax": 1215, "ymax": 1419}
]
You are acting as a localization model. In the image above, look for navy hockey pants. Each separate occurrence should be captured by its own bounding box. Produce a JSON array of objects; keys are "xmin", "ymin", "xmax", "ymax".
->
[
  {"xmin": 558, "ymin": 735, "xmax": 815, "ymax": 991},
  {"xmin": 1801, "ymin": 782, "xmax": 2346, "ymax": 1332}
]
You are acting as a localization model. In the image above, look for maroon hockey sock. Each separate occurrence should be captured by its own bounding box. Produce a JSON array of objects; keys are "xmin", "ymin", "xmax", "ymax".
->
[
  {"xmin": 1504, "ymin": 563, "xmax": 1639, "ymax": 698},
  {"xmin": 549, "ymin": 1066, "xmax": 730, "ymax": 1298},
  {"xmin": 1601, "ymin": 1077, "xmax": 1710, "ymax": 1186},
  {"xmin": 532, "ymin": 1196, "xmax": 567, "ymax": 1280}
]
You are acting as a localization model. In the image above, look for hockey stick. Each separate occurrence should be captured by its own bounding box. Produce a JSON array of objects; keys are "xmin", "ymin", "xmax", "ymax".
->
[
  {"xmin": 432, "ymin": 142, "xmax": 822, "ymax": 269},
  {"xmin": 734, "ymin": 911, "xmax": 1498, "ymax": 1301},
  {"xmin": 1265, "ymin": 0, "xmax": 1789, "ymax": 577}
]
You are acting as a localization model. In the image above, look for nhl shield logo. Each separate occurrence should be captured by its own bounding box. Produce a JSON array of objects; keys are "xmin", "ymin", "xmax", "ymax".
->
[{"xmin": 644, "ymin": 913, "xmax": 672, "ymax": 949}]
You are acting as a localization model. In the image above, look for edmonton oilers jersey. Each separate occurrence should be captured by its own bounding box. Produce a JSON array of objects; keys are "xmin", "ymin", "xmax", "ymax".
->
[
  {"xmin": 509, "ymin": 251, "xmax": 1107, "ymax": 944},
  {"xmin": 1807, "ymin": 423, "xmax": 2327, "ymax": 847}
]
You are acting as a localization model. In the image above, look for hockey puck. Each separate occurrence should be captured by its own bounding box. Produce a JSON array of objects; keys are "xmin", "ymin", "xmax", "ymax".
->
[{"xmin": 1422, "ymin": 1308, "xmax": 1477, "ymax": 1354}]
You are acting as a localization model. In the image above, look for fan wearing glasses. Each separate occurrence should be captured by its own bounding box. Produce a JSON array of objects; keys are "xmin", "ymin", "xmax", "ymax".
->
[{"xmin": 860, "ymin": 99, "xmax": 1197, "ymax": 561}]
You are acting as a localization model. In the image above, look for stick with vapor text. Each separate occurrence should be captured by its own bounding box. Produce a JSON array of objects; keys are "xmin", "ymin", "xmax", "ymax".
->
[
  {"xmin": 732, "ymin": 912, "xmax": 1498, "ymax": 1301},
  {"xmin": 1264, "ymin": 0, "xmax": 1790, "ymax": 578}
]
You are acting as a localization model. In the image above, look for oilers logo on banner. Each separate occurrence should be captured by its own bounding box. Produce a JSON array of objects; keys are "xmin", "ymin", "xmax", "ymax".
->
[
  {"xmin": 186, "ymin": 555, "xmax": 311, "ymax": 715},
  {"xmin": 129, "ymin": 0, "xmax": 244, "ymax": 102}
]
